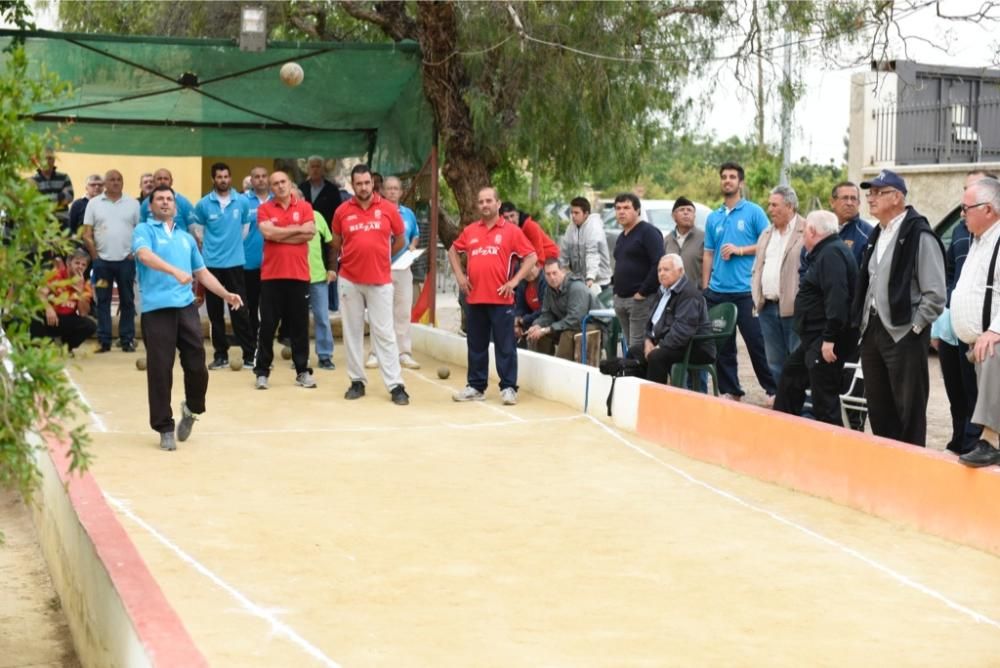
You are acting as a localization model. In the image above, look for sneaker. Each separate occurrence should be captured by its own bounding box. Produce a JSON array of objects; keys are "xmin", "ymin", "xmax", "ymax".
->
[
  {"xmin": 365, "ymin": 353, "xmax": 378, "ymax": 369},
  {"xmin": 500, "ymin": 387, "xmax": 518, "ymax": 405},
  {"xmin": 345, "ymin": 380, "xmax": 366, "ymax": 400},
  {"xmin": 399, "ymin": 353, "xmax": 421, "ymax": 369},
  {"xmin": 159, "ymin": 431, "xmax": 176, "ymax": 451},
  {"xmin": 208, "ymin": 357, "xmax": 229, "ymax": 370},
  {"xmin": 255, "ymin": 375, "xmax": 269, "ymax": 390},
  {"xmin": 95, "ymin": 343, "xmax": 111, "ymax": 354},
  {"xmin": 390, "ymin": 385, "xmax": 410, "ymax": 406},
  {"xmin": 121, "ymin": 341, "xmax": 136, "ymax": 353},
  {"xmin": 176, "ymin": 400, "xmax": 198, "ymax": 442},
  {"xmin": 243, "ymin": 357, "xmax": 255, "ymax": 369},
  {"xmin": 296, "ymin": 371, "xmax": 317, "ymax": 388},
  {"xmin": 318, "ymin": 358, "xmax": 336, "ymax": 370},
  {"xmin": 453, "ymin": 386, "xmax": 485, "ymax": 402},
  {"xmin": 959, "ymin": 439, "xmax": 1000, "ymax": 468}
]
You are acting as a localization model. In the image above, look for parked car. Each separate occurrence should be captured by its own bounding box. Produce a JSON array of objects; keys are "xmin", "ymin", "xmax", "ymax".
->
[
  {"xmin": 933, "ymin": 204, "xmax": 962, "ymax": 247},
  {"xmin": 603, "ymin": 199, "xmax": 714, "ymax": 267}
]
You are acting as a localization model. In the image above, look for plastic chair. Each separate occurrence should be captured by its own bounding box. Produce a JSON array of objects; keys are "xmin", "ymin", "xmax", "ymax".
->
[
  {"xmin": 839, "ymin": 362, "xmax": 867, "ymax": 430},
  {"xmin": 668, "ymin": 302, "xmax": 737, "ymax": 395}
]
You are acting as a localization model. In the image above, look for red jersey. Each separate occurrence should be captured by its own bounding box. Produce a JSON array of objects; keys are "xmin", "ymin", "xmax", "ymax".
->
[
  {"xmin": 48, "ymin": 265, "xmax": 92, "ymax": 316},
  {"xmin": 521, "ymin": 216, "xmax": 560, "ymax": 263},
  {"xmin": 331, "ymin": 193, "xmax": 403, "ymax": 285},
  {"xmin": 452, "ymin": 218, "xmax": 535, "ymax": 305},
  {"xmin": 257, "ymin": 196, "xmax": 313, "ymax": 281}
]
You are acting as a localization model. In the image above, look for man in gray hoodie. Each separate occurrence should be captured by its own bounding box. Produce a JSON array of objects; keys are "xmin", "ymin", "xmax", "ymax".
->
[
  {"xmin": 526, "ymin": 257, "xmax": 600, "ymax": 360},
  {"xmin": 560, "ymin": 197, "xmax": 612, "ymax": 303}
]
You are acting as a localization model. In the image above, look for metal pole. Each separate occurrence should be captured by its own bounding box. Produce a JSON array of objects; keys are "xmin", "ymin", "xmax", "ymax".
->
[
  {"xmin": 429, "ymin": 134, "xmax": 439, "ymax": 327},
  {"xmin": 779, "ymin": 28, "xmax": 792, "ymax": 186}
]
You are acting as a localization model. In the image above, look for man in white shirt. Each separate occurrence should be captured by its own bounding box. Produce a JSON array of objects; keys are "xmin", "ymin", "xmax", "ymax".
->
[
  {"xmin": 81, "ymin": 169, "xmax": 140, "ymax": 353},
  {"xmin": 751, "ymin": 185, "xmax": 806, "ymax": 387},
  {"xmin": 851, "ymin": 169, "xmax": 946, "ymax": 447},
  {"xmin": 952, "ymin": 178, "xmax": 1000, "ymax": 467}
]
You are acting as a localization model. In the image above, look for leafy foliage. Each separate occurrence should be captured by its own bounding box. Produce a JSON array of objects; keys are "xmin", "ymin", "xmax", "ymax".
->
[{"xmin": 0, "ymin": 9, "xmax": 92, "ymax": 506}]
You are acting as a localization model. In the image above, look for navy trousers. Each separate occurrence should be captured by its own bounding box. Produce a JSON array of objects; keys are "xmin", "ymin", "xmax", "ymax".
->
[{"xmin": 466, "ymin": 303, "xmax": 517, "ymax": 392}]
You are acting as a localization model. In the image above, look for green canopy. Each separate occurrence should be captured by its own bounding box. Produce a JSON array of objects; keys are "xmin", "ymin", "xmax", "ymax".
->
[{"xmin": 1, "ymin": 30, "xmax": 434, "ymax": 173}]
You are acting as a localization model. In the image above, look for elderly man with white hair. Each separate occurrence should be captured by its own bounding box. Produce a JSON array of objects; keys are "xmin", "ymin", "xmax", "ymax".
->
[
  {"xmin": 953, "ymin": 177, "xmax": 1000, "ymax": 467},
  {"xmin": 629, "ymin": 253, "xmax": 714, "ymax": 386},
  {"xmin": 774, "ymin": 210, "xmax": 859, "ymax": 425}
]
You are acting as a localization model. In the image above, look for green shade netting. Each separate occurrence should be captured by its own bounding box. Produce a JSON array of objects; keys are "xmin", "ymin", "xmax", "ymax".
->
[{"xmin": 1, "ymin": 30, "xmax": 433, "ymax": 173}]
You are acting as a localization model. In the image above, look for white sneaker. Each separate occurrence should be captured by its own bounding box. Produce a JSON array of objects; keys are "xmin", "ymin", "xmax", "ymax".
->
[
  {"xmin": 399, "ymin": 353, "xmax": 421, "ymax": 369},
  {"xmin": 365, "ymin": 353, "xmax": 378, "ymax": 369},
  {"xmin": 500, "ymin": 387, "xmax": 518, "ymax": 406},
  {"xmin": 452, "ymin": 386, "xmax": 485, "ymax": 402}
]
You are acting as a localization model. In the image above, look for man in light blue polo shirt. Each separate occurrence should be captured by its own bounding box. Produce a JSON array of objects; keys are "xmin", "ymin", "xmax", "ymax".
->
[
  {"xmin": 192, "ymin": 162, "xmax": 255, "ymax": 370},
  {"xmin": 701, "ymin": 161, "xmax": 776, "ymax": 402},
  {"xmin": 139, "ymin": 169, "xmax": 195, "ymax": 232},
  {"xmin": 134, "ymin": 186, "xmax": 244, "ymax": 452},
  {"xmin": 242, "ymin": 165, "xmax": 271, "ymax": 341}
]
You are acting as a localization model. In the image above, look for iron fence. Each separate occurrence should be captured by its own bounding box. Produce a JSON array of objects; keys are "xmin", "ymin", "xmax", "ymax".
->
[{"xmin": 872, "ymin": 96, "xmax": 1000, "ymax": 165}]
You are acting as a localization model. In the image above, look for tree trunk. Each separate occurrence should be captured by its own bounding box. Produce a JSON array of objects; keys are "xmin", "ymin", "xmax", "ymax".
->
[{"xmin": 414, "ymin": 2, "xmax": 491, "ymax": 246}]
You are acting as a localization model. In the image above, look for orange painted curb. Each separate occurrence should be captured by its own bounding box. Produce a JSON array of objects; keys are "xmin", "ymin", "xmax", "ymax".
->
[
  {"xmin": 636, "ymin": 383, "xmax": 1000, "ymax": 556},
  {"xmin": 43, "ymin": 434, "xmax": 208, "ymax": 667}
]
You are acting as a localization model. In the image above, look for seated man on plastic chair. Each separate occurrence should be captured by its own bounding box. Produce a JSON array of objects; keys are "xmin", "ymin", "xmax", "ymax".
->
[{"xmin": 629, "ymin": 254, "xmax": 714, "ymax": 384}]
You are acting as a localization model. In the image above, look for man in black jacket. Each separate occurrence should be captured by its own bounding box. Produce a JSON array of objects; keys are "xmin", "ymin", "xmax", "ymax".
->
[
  {"xmin": 775, "ymin": 211, "xmax": 858, "ymax": 425},
  {"xmin": 630, "ymin": 254, "xmax": 714, "ymax": 385}
]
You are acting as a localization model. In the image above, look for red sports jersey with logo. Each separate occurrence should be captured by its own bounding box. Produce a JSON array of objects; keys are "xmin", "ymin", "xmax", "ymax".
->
[
  {"xmin": 452, "ymin": 218, "xmax": 535, "ymax": 305},
  {"xmin": 332, "ymin": 194, "xmax": 404, "ymax": 285},
  {"xmin": 257, "ymin": 196, "xmax": 313, "ymax": 281}
]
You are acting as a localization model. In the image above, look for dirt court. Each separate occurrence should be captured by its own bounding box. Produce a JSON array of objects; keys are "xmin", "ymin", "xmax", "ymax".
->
[{"xmin": 63, "ymin": 343, "xmax": 1000, "ymax": 667}]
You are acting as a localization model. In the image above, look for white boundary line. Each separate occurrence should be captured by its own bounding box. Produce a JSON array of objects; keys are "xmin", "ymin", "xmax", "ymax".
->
[
  {"xmin": 65, "ymin": 369, "xmax": 108, "ymax": 433},
  {"xmin": 104, "ymin": 494, "xmax": 341, "ymax": 668},
  {"xmin": 99, "ymin": 414, "xmax": 585, "ymax": 437},
  {"xmin": 584, "ymin": 414, "xmax": 1000, "ymax": 629},
  {"xmin": 405, "ymin": 368, "xmax": 525, "ymax": 422}
]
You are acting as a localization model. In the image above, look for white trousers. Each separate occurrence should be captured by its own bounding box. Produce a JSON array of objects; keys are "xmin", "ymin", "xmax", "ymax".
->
[
  {"xmin": 339, "ymin": 276, "xmax": 403, "ymax": 391},
  {"xmin": 392, "ymin": 267, "xmax": 414, "ymax": 355}
]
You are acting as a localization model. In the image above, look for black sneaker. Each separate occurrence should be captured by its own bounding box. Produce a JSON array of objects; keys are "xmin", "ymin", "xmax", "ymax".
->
[
  {"xmin": 344, "ymin": 380, "xmax": 365, "ymax": 400},
  {"xmin": 318, "ymin": 358, "xmax": 336, "ymax": 370},
  {"xmin": 121, "ymin": 341, "xmax": 136, "ymax": 353},
  {"xmin": 959, "ymin": 440, "xmax": 1000, "ymax": 468},
  {"xmin": 95, "ymin": 343, "xmax": 111, "ymax": 353},
  {"xmin": 207, "ymin": 357, "xmax": 229, "ymax": 370},
  {"xmin": 390, "ymin": 385, "xmax": 410, "ymax": 406}
]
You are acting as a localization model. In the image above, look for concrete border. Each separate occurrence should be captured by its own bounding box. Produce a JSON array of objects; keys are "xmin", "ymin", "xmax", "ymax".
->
[
  {"xmin": 30, "ymin": 432, "xmax": 207, "ymax": 668},
  {"xmin": 634, "ymin": 382, "xmax": 1000, "ymax": 556}
]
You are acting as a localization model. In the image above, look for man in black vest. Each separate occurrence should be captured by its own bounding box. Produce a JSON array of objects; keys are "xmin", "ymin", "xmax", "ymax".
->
[
  {"xmin": 851, "ymin": 170, "xmax": 946, "ymax": 446},
  {"xmin": 630, "ymin": 254, "xmax": 714, "ymax": 385}
]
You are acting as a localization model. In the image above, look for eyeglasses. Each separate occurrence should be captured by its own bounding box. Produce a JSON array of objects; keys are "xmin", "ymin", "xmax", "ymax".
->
[
  {"xmin": 961, "ymin": 202, "xmax": 991, "ymax": 215},
  {"xmin": 865, "ymin": 189, "xmax": 897, "ymax": 199}
]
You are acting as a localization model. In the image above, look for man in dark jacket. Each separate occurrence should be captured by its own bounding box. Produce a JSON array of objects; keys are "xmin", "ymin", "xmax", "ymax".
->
[
  {"xmin": 526, "ymin": 258, "xmax": 599, "ymax": 360},
  {"xmin": 775, "ymin": 211, "xmax": 858, "ymax": 425},
  {"xmin": 851, "ymin": 170, "xmax": 946, "ymax": 446},
  {"xmin": 630, "ymin": 254, "xmax": 713, "ymax": 385}
]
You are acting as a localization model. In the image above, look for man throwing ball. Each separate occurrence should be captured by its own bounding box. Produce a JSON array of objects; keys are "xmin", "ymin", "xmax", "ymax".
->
[
  {"xmin": 448, "ymin": 187, "xmax": 537, "ymax": 404},
  {"xmin": 134, "ymin": 186, "xmax": 244, "ymax": 451}
]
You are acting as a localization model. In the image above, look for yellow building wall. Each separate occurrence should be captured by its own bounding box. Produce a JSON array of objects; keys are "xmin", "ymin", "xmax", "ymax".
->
[
  {"xmin": 201, "ymin": 157, "xmax": 276, "ymax": 195},
  {"xmin": 54, "ymin": 153, "xmax": 276, "ymax": 204}
]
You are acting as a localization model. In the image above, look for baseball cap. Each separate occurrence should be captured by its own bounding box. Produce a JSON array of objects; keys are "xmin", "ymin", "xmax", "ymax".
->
[{"xmin": 860, "ymin": 169, "xmax": 907, "ymax": 196}]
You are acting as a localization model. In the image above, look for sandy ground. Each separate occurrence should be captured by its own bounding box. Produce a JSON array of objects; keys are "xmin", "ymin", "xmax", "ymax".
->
[
  {"xmin": 0, "ymin": 490, "xmax": 80, "ymax": 668},
  {"xmin": 56, "ymin": 333, "xmax": 1000, "ymax": 667}
]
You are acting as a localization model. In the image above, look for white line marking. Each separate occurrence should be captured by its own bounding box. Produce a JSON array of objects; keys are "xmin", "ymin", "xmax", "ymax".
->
[
  {"xmin": 64, "ymin": 370, "xmax": 108, "ymax": 433},
  {"xmin": 405, "ymin": 368, "xmax": 525, "ymax": 421},
  {"xmin": 104, "ymin": 493, "xmax": 342, "ymax": 667},
  {"xmin": 97, "ymin": 415, "xmax": 584, "ymax": 437},
  {"xmin": 584, "ymin": 414, "xmax": 1000, "ymax": 628}
]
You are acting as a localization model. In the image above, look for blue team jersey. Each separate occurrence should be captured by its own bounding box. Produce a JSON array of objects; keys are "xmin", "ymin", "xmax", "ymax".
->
[
  {"xmin": 704, "ymin": 198, "xmax": 769, "ymax": 293},
  {"xmin": 391, "ymin": 204, "xmax": 420, "ymax": 264},
  {"xmin": 133, "ymin": 220, "xmax": 205, "ymax": 313},
  {"xmin": 242, "ymin": 191, "xmax": 271, "ymax": 270},
  {"xmin": 192, "ymin": 189, "xmax": 249, "ymax": 268},
  {"xmin": 140, "ymin": 192, "xmax": 195, "ymax": 232}
]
